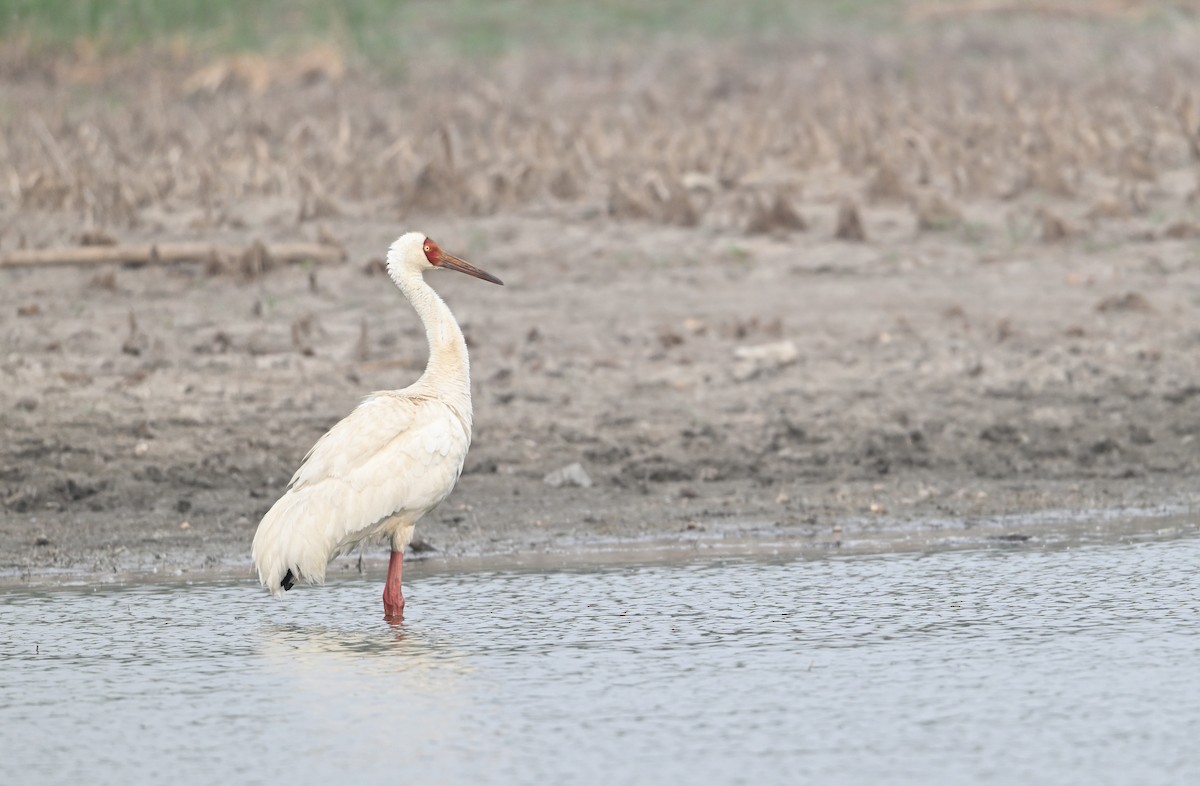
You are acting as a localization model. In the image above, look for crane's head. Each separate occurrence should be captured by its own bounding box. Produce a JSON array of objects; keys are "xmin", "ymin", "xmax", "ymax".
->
[{"xmin": 386, "ymin": 232, "xmax": 503, "ymax": 286}]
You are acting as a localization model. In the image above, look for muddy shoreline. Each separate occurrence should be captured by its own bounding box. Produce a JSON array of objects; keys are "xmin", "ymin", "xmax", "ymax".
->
[
  {"xmin": 3, "ymin": 23, "xmax": 1200, "ymax": 584},
  {"xmin": 5, "ymin": 503, "xmax": 1196, "ymax": 590},
  {"xmin": 4, "ymin": 208, "xmax": 1198, "ymax": 583}
]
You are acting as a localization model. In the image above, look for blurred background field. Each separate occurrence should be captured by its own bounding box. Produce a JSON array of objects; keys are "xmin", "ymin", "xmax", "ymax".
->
[{"xmin": 0, "ymin": 0, "xmax": 1198, "ymax": 243}]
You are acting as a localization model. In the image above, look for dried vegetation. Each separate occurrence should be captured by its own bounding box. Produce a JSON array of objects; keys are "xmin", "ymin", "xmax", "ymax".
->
[{"xmin": 1, "ymin": 13, "xmax": 1199, "ymax": 249}]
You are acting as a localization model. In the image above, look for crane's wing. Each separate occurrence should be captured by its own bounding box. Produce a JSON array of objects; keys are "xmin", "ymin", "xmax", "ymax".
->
[{"xmin": 252, "ymin": 392, "xmax": 470, "ymax": 595}]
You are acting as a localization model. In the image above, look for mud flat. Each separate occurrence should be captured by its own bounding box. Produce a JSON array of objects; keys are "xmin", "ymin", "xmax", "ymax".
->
[{"xmin": 2, "ymin": 15, "xmax": 1199, "ymax": 581}]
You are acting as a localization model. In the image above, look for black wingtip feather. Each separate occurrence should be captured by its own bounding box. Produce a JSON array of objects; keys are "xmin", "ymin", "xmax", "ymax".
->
[{"xmin": 281, "ymin": 569, "xmax": 295, "ymax": 591}]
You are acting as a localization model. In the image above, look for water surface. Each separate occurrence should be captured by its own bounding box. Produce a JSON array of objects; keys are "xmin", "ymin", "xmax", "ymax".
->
[{"xmin": 3, "ymin": 536, "xmax": 1199, "ymax": 785}]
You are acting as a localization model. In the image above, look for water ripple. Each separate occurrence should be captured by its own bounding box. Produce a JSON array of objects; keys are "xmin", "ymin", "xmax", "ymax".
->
[{"xmin": 3, "ymin": 536, "xmax": 1199, "ymax": 785}]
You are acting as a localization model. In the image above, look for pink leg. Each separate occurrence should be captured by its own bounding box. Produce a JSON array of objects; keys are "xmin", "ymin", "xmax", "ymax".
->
[{"xmin": 382, "ymin": 549, "xmax": 405, "ymax": 623}]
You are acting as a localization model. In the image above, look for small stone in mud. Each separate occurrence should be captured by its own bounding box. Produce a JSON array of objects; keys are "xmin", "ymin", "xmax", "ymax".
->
[
  {"xmin": 34, "ymin": 535, "xmax": 51, "ymax": 547},
  {"xmin": 732, "ymin": 340, "xmax": 798, "ymax": 381},
  {"xmin": 657, "ymin": 329, "xmax": 684, "ymax": 348},
  {"xmin": 1096, "ymin": 292, "xmax": 1154, "ymax": 314},
  {"xmin": 1129, "ymin": 425, "xmax": 1154, "ymax": 445},
  {"xmin": 133, "ymin": 441, "xmax": 150, "ymax": 457},
  {"xmin": 543, "ymin": 462, "xmax": 592, "ymax": 488},
  {"xmin": 16, "ymin": 397, "xmax": 38, "ymax": 411},
  {"xmin": 179, "ymin": 521, "xmax": 191, "ymax": 529},
  {"xmin": 734, "ymin": 340, "xmax": 798, "ymax": 364}
]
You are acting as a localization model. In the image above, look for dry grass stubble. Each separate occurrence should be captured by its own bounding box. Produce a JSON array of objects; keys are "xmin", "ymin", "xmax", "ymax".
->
[{"xmin": 1, "ymin": 18, "xmax": 1198, "ymax": 248}]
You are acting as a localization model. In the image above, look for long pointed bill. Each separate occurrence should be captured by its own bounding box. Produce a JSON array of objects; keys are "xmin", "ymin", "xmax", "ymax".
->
[{"xmin": 436, "ymin": 251, "xmax": 503, "ymax": 285}]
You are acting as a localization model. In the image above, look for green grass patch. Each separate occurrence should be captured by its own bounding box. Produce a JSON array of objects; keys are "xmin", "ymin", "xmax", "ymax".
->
[{"xmin": 0, "ymin": 0, "xmax": 900, "ymax": 63}]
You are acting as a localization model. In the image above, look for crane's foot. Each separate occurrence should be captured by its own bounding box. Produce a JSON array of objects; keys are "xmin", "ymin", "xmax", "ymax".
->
[
  {"xmin": 383, "ymin": 594, "xmax": 405, "ymax": 623},
  {"xmin": 382, "ymin": 549, "xmax": 405, "ymax": 623}
]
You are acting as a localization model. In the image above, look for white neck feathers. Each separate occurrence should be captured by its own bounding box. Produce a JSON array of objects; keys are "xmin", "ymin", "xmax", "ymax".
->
[{"xmin": 390, "ymin": 265, "xmax": 473, "ymax": 431}]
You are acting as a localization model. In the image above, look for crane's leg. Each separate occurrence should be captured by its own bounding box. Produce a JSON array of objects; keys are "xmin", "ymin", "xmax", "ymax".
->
[{"xmin": 383, "ymin": 549, "xmax": 405, "ymax": 622}]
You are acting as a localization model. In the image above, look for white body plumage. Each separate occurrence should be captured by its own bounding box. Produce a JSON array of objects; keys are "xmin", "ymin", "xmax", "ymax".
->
[
  {"xmin": 251, "ymin": 390, "xmax": 471, "ymax": 596},
  {"xmin": 251, "ymin": 232, "xmax": 501, "ymax": 603}
]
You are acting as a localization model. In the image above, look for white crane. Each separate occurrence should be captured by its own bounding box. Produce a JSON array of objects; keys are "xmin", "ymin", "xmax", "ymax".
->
[{"xmin": 252, "ymin": 231, "xmax": 502, "ymax": 621}]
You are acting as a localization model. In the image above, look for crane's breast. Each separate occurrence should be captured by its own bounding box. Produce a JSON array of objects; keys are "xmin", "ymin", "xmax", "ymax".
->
[
  {"xmin": 289, "ymin": 394, "xmax": 469, "ymax": 509},
  {"xmin": 351, "ymin": 398, "xmax": 470, "ymax": 514}
]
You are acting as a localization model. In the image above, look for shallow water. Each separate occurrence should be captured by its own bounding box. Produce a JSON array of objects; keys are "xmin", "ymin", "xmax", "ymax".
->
[{"xmin": 3, "ymin": 535, "xmax": 1199, "ymax": 786}]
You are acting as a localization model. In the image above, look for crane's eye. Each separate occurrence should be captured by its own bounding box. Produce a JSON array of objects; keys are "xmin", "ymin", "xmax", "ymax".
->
[{"xmin": 424, "ymin": 246, "xmax": 431, "ymax": 252}]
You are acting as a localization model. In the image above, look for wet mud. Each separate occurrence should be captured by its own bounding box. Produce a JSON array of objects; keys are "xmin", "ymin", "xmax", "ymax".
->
[{"xmin": 2, "ymin": 21, "xmax": 1199, "ymax": 580}]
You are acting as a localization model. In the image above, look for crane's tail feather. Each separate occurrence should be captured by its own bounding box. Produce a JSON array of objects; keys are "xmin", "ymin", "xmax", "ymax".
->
[
  {"xmin": 252, "ymin": 490, "xmax": 336, "ymax": 597},
  {"xmin": 252, "ymin": 486, "xmax": 378, "ymax": 597},
  {"xmin": 252, "ymin": 455, "xmax": 428, "ymax": 599}
]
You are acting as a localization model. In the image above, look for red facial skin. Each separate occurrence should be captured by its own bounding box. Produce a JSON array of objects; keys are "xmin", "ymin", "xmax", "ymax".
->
[{"xmin": 422, "ymin": 238, "xmax": 443, "ymax": 266}]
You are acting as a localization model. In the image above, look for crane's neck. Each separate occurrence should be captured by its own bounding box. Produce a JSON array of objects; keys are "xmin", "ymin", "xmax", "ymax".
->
[{"xmin": 395, "ymin": 268, "xmax": 473, "ymax": 431}]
